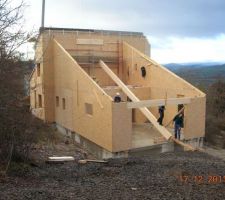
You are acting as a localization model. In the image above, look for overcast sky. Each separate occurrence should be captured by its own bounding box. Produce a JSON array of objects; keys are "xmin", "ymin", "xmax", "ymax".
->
[{"xmin": 18, "ymin": 0, "xmax": 225, "ymax": 63}]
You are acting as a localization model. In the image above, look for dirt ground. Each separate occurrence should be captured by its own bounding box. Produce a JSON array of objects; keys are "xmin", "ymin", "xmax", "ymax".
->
[{"xmin": 0, "ymin": 140, "xmax": 225, "ymax": 200}]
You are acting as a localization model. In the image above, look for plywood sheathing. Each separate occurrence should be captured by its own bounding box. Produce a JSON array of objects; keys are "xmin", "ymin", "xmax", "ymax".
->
[
  {"xmin": 52, "ymin": 39, "xmax": 118, "ymax": 151},
  {"xmin": 29, "ymin": 34, "xmax": 46, "ymax": 120},
  {"xmin": 100, "ymin": 60, "xmax": 196, "ymax": 151},
  {"xmin": 103, "ymin": 85, "xmax": 151, "ymax": 123},
  {"xmin": 122, "ymin": 42, "xmax": 206, "ymax": 139},
  {"xmin": 112, "ymin": 102, "xmax": 132, "ymax": 152},
  {"xmin": 42, "ymin": 36, "xmax": 55, "ymax": 122},
  {"xmin": 43, "ymin": 30, "xmax": 149, "ymax": 87},
  {"xmin": 185, "ymin": 96, "xmax": 206, "ymax": 139}
]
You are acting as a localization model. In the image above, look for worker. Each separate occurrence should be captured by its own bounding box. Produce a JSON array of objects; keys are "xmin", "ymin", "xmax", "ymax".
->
[
  {"xmin": 114, "ymin": 92, "xmax": 121, "ymax": 103},
  {"xmin": 157, "ymin": 106, "xmax": 165, "ymax": 125},
  {"xmin": 173, "ymin": 113, "xmax": 184, "ymax": 140}
]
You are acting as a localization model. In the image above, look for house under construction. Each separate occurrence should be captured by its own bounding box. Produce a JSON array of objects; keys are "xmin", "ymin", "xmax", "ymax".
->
[{"xmin": 29, "ymin": 27, "xmax": 206, "ymax": 158}]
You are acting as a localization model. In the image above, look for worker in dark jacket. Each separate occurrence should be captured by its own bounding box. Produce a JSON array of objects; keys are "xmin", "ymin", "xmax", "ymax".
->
[
  {"xmin": 114, "ymin": 92, "xmax": 121, "ymax": 103},
  {"xmin": 157, "ymin": 106, "xmax": 165, "ymax": 125},
  {"xmin": 173, "ymin": 113, "xmax": 183, "ymax": 140}
]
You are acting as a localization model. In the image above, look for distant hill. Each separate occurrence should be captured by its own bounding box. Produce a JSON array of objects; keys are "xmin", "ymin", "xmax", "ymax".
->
[
  {"xmin": 164, "ymin": 62, "xmax": 224, "ymax": 71},
  {"xmin": 164, "ymin": 62, "xmax": 225, "ymax": 87}
]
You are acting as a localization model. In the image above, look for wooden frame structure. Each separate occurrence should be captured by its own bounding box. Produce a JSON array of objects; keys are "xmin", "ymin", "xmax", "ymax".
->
[
  {"xmin": 29, "ymin": 27, "xmax": 206, "ymax": 154},
  {"xmin": 100, "ymin": 60, "xmax": 196, "ymax": 150}
]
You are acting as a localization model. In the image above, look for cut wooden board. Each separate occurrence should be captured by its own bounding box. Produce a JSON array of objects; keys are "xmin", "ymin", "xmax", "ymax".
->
[
  {"xmin": 78, "ymin": 159, "xmax": 108, "ymax": 164},
  {"xmin": 99, "ymin": 60, "xmax": 196, "ymax": 151},
  {"xmin": 127, "ymin": 97, "xmax": 191, "ymax": 109},
  {"xmin": 48, "ymin": 156, "xmax": 75, "ymax": 161}
]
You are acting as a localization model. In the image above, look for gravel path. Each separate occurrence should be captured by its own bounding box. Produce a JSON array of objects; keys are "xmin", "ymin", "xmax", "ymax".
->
[{"xmin": 0, "ymin": 151, "xmax": 225, "ymax": 200}]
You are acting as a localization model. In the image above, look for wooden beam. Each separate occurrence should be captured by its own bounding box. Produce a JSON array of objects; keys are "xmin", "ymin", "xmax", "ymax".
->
[
  {"xmin": 78, "ymin": 159, "xmax": 108, "ymax": 164},
  {"xmin": 99, "ymin": 60, "xmax": 196, "ymax": 151},
  {"xmin": 127, "ymin": 97, "xmax": 191, "ymax": 109},
  {"xmin": 170, "ymin": 137, "xmax": 195, "ymax": 151}
]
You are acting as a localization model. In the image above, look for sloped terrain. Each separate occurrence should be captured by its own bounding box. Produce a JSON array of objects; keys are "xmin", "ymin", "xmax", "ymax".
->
[{"xmin": 0, "ymin": 151, "xmax": 225, "ymax": 200}]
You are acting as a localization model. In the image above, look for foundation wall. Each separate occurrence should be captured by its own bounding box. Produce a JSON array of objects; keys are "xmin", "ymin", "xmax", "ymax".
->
[{"xmin": 55, "ymin": 122, "xmax": 204, "ymax": 159}]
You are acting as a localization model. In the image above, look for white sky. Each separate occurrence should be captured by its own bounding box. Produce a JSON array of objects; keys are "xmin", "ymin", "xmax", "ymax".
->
[{"xmin": 17, "ymin": 0, "xmax": 225, "ymax": 63}]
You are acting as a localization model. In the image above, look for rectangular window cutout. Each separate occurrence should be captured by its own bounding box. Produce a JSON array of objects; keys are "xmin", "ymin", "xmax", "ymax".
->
[
  {"xmin": 85, "ymin": 103, "xmax": 93, "ymax": 115},
  {"xmin": 56, "ymin": 96, "xmax": 59, "ymax": 107},
  {"xmin": 37, "ymin": 63, "xmax": 40, "ymax": 76},
  {"xmin": 62, "ymin": 98, "xmax": 66, "ymax": 110},
  {"xmin": 38, "ymin": 94, "xmax": 42, "ymax": 108},
  {"xmin": 34, "ymin": 90, "xmax": 37, "ymax": 108}
]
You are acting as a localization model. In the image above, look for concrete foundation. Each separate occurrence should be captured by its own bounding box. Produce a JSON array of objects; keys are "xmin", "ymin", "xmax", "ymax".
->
[{"xmin": 55, "ymin": 123, "xmax": 204, "ymax": 159}]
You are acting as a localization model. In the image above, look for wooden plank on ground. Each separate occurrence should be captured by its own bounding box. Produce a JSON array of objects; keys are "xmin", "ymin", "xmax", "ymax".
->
[
  {"xmin": 78, "ymin": 159, "xmax": 108, "ymax": 164},
  {"xmin": 48, "ymin": 156, "xmax": 75, "ymax": 161}
]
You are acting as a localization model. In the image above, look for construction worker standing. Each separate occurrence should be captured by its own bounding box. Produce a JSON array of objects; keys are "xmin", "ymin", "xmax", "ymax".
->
[
  {"xmin": 114, "ymin": 92, "xmax": 121, "ymax": 103},
  {"xmin": 173, "ymin": 113, "xmax": 183, "ymax": 140},
  {"xmin": 157, "ymin": 106, "xmax": 165, "ymax": 125}
]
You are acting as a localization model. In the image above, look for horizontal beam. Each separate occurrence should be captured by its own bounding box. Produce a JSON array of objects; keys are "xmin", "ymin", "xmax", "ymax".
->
[{"xmin": 127, "ymin": 97, "xmax": 191, "ymax": 109}]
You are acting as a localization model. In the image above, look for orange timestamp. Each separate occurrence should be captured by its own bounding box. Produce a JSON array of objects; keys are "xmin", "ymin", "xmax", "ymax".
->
[{"xmin": 178, "ymin": 175, "xmax": 225, "ymax": 184}]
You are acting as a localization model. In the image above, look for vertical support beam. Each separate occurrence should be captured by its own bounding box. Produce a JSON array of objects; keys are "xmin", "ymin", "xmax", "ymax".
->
[
  {"xmin": 118, "ymin": 41, "xmax": 123, "ymax": 80},
  {"xmin": 76, "ymin": 80, "xmax": 79, "ymax": 106}
]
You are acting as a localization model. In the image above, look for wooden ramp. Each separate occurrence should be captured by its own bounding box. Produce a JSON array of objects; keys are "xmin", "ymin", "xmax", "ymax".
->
[{"xmin": 99, "ymin": 60, "xmax": 196, "ymax": 151}]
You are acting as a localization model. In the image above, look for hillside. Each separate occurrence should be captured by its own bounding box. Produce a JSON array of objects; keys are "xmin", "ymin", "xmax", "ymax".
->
[{"xmin": 165, "ymin": 63, "xmax": 225, "ymax": 87}]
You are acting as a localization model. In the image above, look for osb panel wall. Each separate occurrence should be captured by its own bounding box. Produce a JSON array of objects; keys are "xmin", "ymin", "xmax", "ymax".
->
[
  {"xmin": 53, "ymin": 39, "xmax": 115, "ymax": 151},
  {"xmin": 43, "ymin": 31, "xmax": 149, "ymax": 55},
  {"xmin": 85, "ymin": 65, "xmax": 118, "ymax": 86},
  {"xmin": 29, "ymin": 48, "xmax": 45, "ymax": 121},
  {"xmin": 122, "ymin": 42, "xmax": 206, "ymax": 139},
  {"xmin": 103, "ymin": 86, "xmax": 151, "ymax": 123},
  {"xmin": 112, "ymin": 102, "xmax": 132, "ymax": 152},
  {"xmin": 42, "ymin": 39, "xmax": 55, "ymax": 122},
  {"xmin": 41, "ymin": 31, "xmax": 150, "ymax": 87},
  {"xmin": 184, "ymin": 97, "xmax": 206, "ymax": 139},
  {"xmin": 122, "ymin": 42, "xmax": 204, "ymax": 97},
  {"xmin": 29, "ymin": 85, "xmax": 45, "ymax": 120}
]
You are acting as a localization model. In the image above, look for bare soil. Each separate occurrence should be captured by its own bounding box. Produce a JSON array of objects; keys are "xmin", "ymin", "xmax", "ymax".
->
[{"xmin": 0, "ymin": 142, "xmax": 225, "ymax": 200}]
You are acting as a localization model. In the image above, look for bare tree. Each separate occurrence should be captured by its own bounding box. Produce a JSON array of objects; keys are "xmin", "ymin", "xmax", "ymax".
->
[
  {"xmin": 0, "ymin": 0, "xmax": 29, "ymax": 61},
  {"xmin": 0, "ymin": 0, "xmax": 43, "ymax": 176}
]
